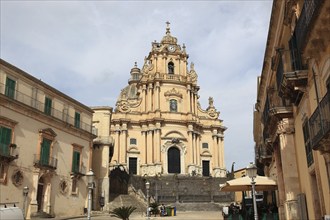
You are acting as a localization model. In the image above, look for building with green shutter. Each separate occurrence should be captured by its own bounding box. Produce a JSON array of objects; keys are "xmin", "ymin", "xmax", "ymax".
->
[{"xmin": 0, "ymin": 59, "xmax": 95, "ymax": 219}]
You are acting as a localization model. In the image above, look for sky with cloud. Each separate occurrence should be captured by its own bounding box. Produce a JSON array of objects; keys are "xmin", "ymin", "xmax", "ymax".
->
[{"xmin": 1, "ymin": 1, "xmax": 273, "ymax": 171}]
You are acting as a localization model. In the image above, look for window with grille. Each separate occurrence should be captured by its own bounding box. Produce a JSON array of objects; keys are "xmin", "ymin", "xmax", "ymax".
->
[
  {"xmin": 302, "ymin": 121, "xmax": 313, "ymax": 167},
  {"xmin": 5, "ymin": 77, "xmax": 16, "ymax": 99},
  {"xmin": 72, "ymin": 151, "xmax": 81, "ymax": 173},
  {"xmin": 170, "ymin": 99, "xmax": 177, "ymax": 112},
  {"xmin": 202, "ymin": 143, "xmax": 209, "ymax": 149},
  {"xmin": 74, "ymin": 112, "xmax": 80, "ymax": 128},
  {"xmin": 130, "ymin": 138, "xmax": 137, "ymax": 145},
  {"xmin": 40, "ymin": 138, "xmax": 51, "ymax": 166},
  {"xmin": 0, "ymin": 126, "xmax": 12, "ymax": 157},
  {"xmin": 44, "ymin": 97, "xmax": 52, "ymax": 115}
]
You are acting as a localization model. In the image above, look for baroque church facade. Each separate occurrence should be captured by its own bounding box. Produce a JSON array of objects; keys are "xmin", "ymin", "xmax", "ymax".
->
[{"xmin": 108, "ymin": 24, "xmax": 227, "ymax": 178}]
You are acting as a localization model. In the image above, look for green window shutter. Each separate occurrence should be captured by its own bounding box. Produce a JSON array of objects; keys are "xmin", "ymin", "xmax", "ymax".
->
[
  {"xmin": 72, "ymin": 151, "xmax": 80, "ymax": 173},
  {"xmin": 0, "ymin": 127, "xmax": 12, "ymax": 156},
  {"xmin": 44, "ymin": 97, "xmax": 52, "ymax": 115},
  {"xmin": 5, "ymin": 77, "xmax": 16, "ymax": 99},
  {"xmin": 74, "ymin": 112, "xmax": 80, "ymax": 128},
  {"xmin": 41, "ymin": 138, "xmax": 51, "ymax": 165}
]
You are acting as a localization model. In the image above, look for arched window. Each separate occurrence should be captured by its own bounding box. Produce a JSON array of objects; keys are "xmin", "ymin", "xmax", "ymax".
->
[
  {"xmin": 168, "ymin": 147, "xmax": 180, "ymax": 173},
  {"xmin": 170, "ymin": 99, "xmax": 177, "ymax": 112},
  {"xmin": 168, "ymin": 62, "xmax": 174, "ymax": 74}
]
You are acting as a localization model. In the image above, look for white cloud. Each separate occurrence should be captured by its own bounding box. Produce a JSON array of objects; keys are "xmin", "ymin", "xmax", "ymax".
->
[{"xmin": 0, "ymin": 0, "xmax": 273, "ymax": 170}]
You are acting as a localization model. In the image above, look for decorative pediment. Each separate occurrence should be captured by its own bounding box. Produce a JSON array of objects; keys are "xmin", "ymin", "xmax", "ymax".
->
[
  {"xmin": 164, "ymin": 88, "xmax": 183, "ymax": 98},
  {"xmin": 39, "ymin": 128, "xmax": 57, "ymax": 138}
]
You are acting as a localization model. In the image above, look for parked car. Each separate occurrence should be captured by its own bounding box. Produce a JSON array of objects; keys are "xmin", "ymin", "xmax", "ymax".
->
[{"xmin": 0, "ymin": 206, "xmax": 24, "ymax": 220}]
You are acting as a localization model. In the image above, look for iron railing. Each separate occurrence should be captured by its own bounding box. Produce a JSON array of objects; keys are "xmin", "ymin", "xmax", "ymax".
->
[
  {"xmin": 1, "ymin": 82, "xmax": 92, "ymax": 132},
  {"xmin": 33, "ymin": 154, "xmax": 57, "ymax": 169},
  {"xmin": 309, "ymin": 91, "xmax": 330, "ymax": 148},
  {"xmin": 294, "ymin": 0, "xmax": 323, "ymax": 55}
]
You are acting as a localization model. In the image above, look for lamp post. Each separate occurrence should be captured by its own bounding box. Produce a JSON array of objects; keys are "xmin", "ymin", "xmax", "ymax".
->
[
  {"xmin": 145, "ymin": 181, "xmax": 150, "ymax": 220},
  {"xmin": 22, "ymin": 186, "xmax": 29, "ymax": 219},
  {"xmin": 86, "ymin": 169, "xmax": 94, "ymax": 220},
  {"xmin": 247, "ymin": 162, "xmax": 258, "ymax": 220}
]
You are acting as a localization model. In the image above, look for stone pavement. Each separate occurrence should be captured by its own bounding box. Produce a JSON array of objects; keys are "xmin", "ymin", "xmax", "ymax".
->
[{"xmin": 56, "ymin": 211, "xmax": 224, "ymax": 220}]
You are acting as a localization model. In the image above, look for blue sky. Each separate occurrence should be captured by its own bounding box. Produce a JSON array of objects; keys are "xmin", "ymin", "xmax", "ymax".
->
[{"xmin": 0, "ymin": 0, "xmax": 273, "ymax": 171}]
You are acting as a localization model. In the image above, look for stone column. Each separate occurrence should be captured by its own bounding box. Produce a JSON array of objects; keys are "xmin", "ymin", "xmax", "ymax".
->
[
  {"xmin": 148, "ymin": 83, "xmax": 153, "ymax": 112},
  {"xmin": 154, "ymin": 127, "xmax": 161, "ymax": 163},
  {"xmin": 120, "ymin": 127, "xmax": 127, "ymax": 164},
  {"xmin": 187, "ymin": 130, "xmax": 193, "ymax": 165},
  {"xmin": 187, "ymin": 85, "xmax": 191, "ymax": 113},
  {"xmin": 147, "ymin": 130, "xmax": 153, "ymax": 164},
  {"xmin": 155, "ymin": 82, "xmax": 160, "ymax": 110},
  {"xmin": 192, "ymin": 133, "xmax": 196, "ymax": 164},
  {"xmin": 274, "ymin": 142, "xmax": 285, "ymax": 220},
  {"xmin": 190, "ymin": 90, "xmax": 194, "ymax": 114},
  {"xmin": 220, "ymin": 136, "xmax": 225, "ymax": 168},
  {"xmin": 29, "ymin": 171, "xmax": 39, "ymax": 215},
  {"xmin": 114, "ymin": 129, "xmax": 120, "ymax": 163},
  {"xmin": 46, "ymin": 183, "xmax": 51, "ymax": 214},
  {"xmin": 212, "ymin": 133, "xmax": 218, "ymax": 167},
  {"xmin": 194, "ymin": 91, "xmax": 198, "ymax": 115},
  {"xmin": 277, "ymin": 118, "xmax": 300, "ymax": 220},
  {"xmin": 196, "ymin": 133, "xmax": 200, "ymax": 166},
  {"xmin": 142, "ymin": 85, "xmax": 147, "ymax": 112}
]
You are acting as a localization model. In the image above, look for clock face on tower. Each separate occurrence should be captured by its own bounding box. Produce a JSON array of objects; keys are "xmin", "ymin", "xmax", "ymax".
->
[{"xmin": 167, "ymin": 45, "xmax": 176, "ymax": 52}]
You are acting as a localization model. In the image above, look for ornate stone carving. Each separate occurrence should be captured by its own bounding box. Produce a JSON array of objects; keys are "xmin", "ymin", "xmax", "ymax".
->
[
  {"xmin": 205, "ymin": 97, "xmax": 220, "ymax": 119},
  {"xmin": 283, "ymin": 0, "xmax": 298, "ymax": 26},
  {"xmin": 12, "ymin": 169, "xmax": 24, "ymax": 187},
  {"xmin": 188, "ymin": 62, "xmax": 198, "ymax": 83},
  {"xmin": 164, "ymin": 88, "xmax": 183, "ymax": 98}
]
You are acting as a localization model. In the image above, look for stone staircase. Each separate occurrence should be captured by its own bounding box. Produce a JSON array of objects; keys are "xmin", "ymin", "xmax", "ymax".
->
[{"xmin": 108, "ymin": 193, "xmax": 146, "ymax": 213}]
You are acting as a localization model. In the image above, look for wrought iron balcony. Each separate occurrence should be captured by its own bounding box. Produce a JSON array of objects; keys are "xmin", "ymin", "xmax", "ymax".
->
[
  {"xmin": 309, "ymin": 91, "xmax": 330, "ymax": 152},
  {"xmin": 0, "ymin": 143, "xmax": 19, "ymax": 162},
  {"xmin": 294, "ymin": 0, "xmax": 324, "ymax": 54},
  {"xmin": 71, "ymin": 164, "xmax": 86, "ymax": 177},
  {"xmin": 33, "ymin": 154, "xmax": 57, "ymax": 170},
  {"xmin": 276, "ymin": 56, "xmax": 308, "ymax": 105}
]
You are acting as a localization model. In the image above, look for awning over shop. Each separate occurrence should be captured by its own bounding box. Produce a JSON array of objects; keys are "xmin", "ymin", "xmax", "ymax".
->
[{"xmin": 219, "ymin": 175, "xmax": 277, "ymax": 192}]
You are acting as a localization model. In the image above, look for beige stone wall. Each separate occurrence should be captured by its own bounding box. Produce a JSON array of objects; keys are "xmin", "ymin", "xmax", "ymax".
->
[
  {"xmin": 254, "ymin": 0, "xmax": 330, "ymax": 219},
  {"xmin": 0, "ymin": 59, "xmax": 94, "ymax": 219}
]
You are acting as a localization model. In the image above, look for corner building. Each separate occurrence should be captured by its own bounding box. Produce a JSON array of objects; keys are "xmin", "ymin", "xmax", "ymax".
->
[
  {"xmin": 254, "ymin": 0, "xmax": 330, "ymax": 219},
  {"xmin": 110, "ymin": 24, "xmax": 227, "ymax": 178}
]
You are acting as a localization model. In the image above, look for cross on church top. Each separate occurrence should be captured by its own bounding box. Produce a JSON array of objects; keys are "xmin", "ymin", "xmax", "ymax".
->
[{"xmin": 166, "ymin": 21, "xmax": 171, "ymax": 34}]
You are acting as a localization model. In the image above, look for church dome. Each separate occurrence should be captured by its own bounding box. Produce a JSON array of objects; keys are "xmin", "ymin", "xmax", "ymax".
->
[{"xmin": 161, "ymin": 22, "xmax": 177, "ymax": 45}]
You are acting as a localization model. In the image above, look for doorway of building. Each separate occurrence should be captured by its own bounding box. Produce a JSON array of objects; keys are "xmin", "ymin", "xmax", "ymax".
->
[
  {"xmin": 168, "ymin": 147, "xmax": 180, "ymax": 173},
  {"xmin": 36, "ymin": 176, "xmax": 44, "ymax": 211}
]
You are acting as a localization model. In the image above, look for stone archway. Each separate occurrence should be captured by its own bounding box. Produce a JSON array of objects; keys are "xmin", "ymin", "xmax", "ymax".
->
[{"xmin": 167, "ymin": 147, "xmax": 181, "ymax": 173}]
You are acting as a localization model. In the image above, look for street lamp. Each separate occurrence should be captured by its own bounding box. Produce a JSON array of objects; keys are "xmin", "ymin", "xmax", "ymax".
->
[
  {"xmin": 247, "ymin": 162, "xmax": 258, "ymax": 220},
  {"xmin": 86, "ymin": 169, "xmax": 94, "ymax": 220},
  {"xmin": 22, "ymin": 186, "xmax": 29, "ymax": 219},
  {"xmin": 145, "ymin": 181, "xmax": 150, "ymax": 220}
]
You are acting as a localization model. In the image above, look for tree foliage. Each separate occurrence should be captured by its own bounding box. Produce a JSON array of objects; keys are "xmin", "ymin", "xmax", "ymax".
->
[{"xmin": 109, "ymin": 206, "xmax": 137, "ymax": 220}]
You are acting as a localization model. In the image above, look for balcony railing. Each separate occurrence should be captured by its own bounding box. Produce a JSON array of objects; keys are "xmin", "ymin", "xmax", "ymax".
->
[
  {"xmin": 294, "ymin": 0, "xmax": 323, "ymax": 54},
  {"xmin": 0, "ymin": 143, "xmax": 19, "ymax": 162},
  {"xmin": 157, "ymin": 73, "xmax": 188, "ymax": 82},
  {"xmin": 1, "ymin": 82, "xmax": 92, "ymax": 132},
  {"xmin": 71, "ymin": 165, "xmax": 86, "ymax": 177},
  {"xmin": 33, "ymin": 154, "xmax": 57, "ymax": 170},
  {"xmin": 309, "ymin": 91, "xmax": 330, "ymax": 150}
]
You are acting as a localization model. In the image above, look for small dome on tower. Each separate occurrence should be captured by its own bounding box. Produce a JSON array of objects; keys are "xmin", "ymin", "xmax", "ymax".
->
[
  {"xmin": 161, "ymin": 21, "xmax": 177, "ymax": 45},
  {"xmin": 130, "ymin": 62, "xmax": 140, "ymax": 74}
]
